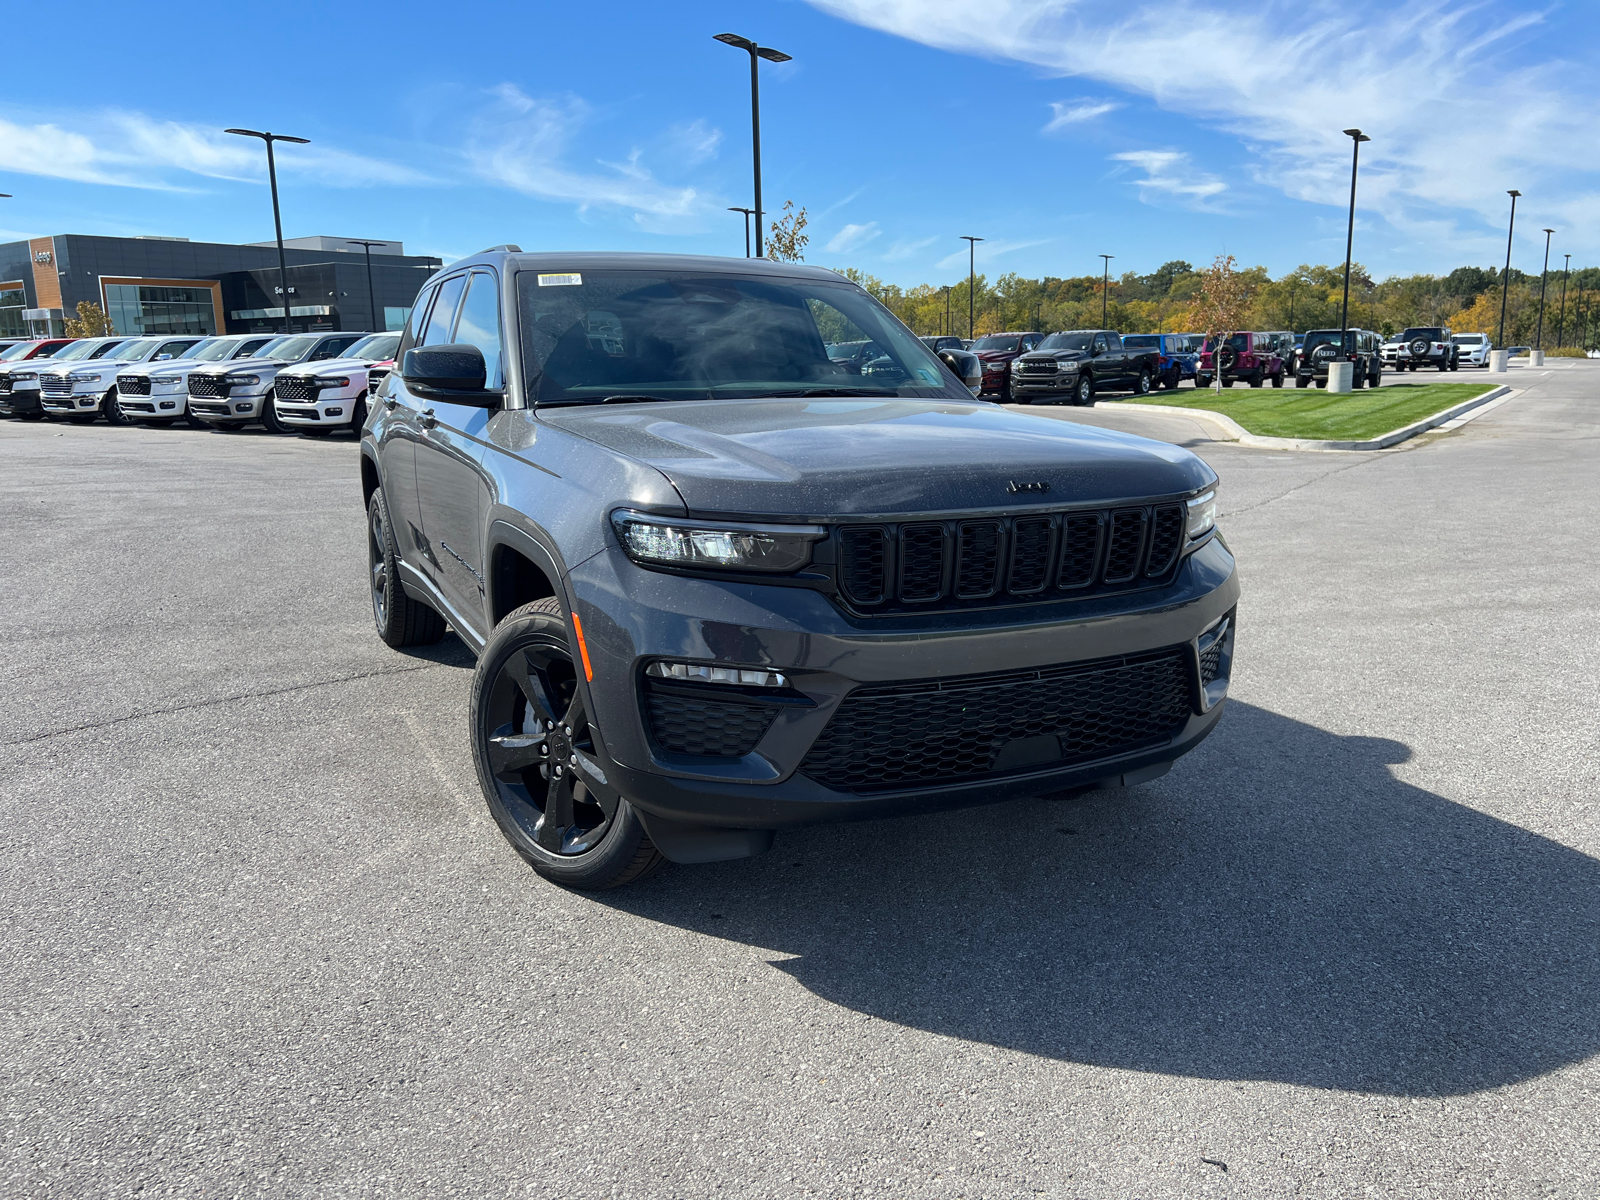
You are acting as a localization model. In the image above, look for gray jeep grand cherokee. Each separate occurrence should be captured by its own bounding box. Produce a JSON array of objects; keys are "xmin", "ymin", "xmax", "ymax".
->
[{"xmin": 362, "ymin": 251, "xmax": 1238, "ymax": 889}]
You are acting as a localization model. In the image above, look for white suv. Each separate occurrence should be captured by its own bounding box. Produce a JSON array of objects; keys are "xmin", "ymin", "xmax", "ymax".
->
[
  {"xmin": 115, "ymin": 334, "xmax": 280, "ymax": 427},
  {"xmin": 1449, "ymin": 332, "xmax": 1492, "ymax": 367},
  {"xmin": 186, "ymin": 331, "xmax": 368, "ymax": 434},
  {"xmin": 273, "ymin": 332, "xmax": 402, "ymax": 437},
  {"xmin": 39, "ymin": 336, "xmax": 202, "ymax": 424}
]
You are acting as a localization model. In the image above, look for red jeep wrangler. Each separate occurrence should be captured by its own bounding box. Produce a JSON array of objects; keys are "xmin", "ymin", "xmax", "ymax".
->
[{"xmin": 1196, "ymin": 332, "xmax": 1285, "ymax": 389}]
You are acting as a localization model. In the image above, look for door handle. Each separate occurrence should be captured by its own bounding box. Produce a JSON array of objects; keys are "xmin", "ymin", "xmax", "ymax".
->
[{"xmin": 419, "ymin": 408, "xmax": 437, "ymax": 429}]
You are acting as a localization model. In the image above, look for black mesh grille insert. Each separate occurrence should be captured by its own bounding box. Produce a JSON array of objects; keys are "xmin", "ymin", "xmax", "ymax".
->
[
  {"xmin": 899, "ymin": 524, "xmax": 946, "ymax": 602},
  {"xmin": 275, "ymin": 377, "xmax": 317, "ymax": 401},
  {"xmin": 645, "ymin": 692, "xmax": 777, "ymax": 758},
  {"xmin": 1145, "ymin": 505, "xmax": 1185, "ymax": 577},
  {"xmin": 188, "ymin": 375, "xmax": 227, "ymax": 398},
  {"xmin": 1057, "ymin": 512, "xmax": 1104, "ymax": 589},
  {"xmin": 1007, "ymin": 517, "xmax": 1054, "ymax": 593},
  {"xmin": 1199, "ymin": 639, "xmax": 1224, "ymax": 685},
  {"xmin": 800, "ymin": 649, "xmax": 1193, "ymax": 792},
  {"xmin": 117, "ymin": 376, "xmax": 151, "ymax": 396},
  {"xmin": 955, "ymin": 521, "xmax": 1001, "ymax": 598},
  {"xmin": 839, "ymin": 527, "xmax": 887, "ymax": 605},
  {"xmin": 1103, "ymin": 510, "xmax": 1148, "ymax": 583},
  {"xmin": 0, "ymin": 379, "xmax": 12, "ymax": 395}
]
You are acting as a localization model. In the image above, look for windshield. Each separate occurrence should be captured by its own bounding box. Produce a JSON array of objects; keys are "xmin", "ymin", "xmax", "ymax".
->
[
  {"xmin": 0, "ymin": 342, "xmax": 39, "ymax": 361},
  {"xmin": 1401, "ymin": 328, "xmax": 1443, "ymax": 341},
  {"xmin": 1451, "ymin": 334, "xmax": 1484, "ymax": 345},
  {"xmin": 117, "ymin": 338, "xmax": 163, "ymax": 360},
  {"xmin": 1039, "ymin": 332, "xmax": 1095, "ymax": 352},
  {"xmin": 346, "ymin": 333, "xmax": 401, "ymax": 360},
  {"xmin": 516, "ymin": 270, "xmax": 958, "ymax": 403},
  {"xmin": 970, "ymin": 335, "xmax": 1022, "ymax": 352},
  {"xmin": 1303, "ymin": 330, "xmax": 1354, "ymax": 352},
  {"xmin": 1202, "ymin": 334, "xmax": 1250, "ymax": 353},
  {"xmin": 262, "ymin": 335, "xmax": 318, "ymax": 362},
  {"xmin": 182, "ymin": 339, "xmax": 235, "ymax": 361},
  {"xmin": 89, "ymin": 339, "xmax": 137, "ymax": 359},
  {"xmin": 1121, "ymin": 335, "xmax": 1159, "ymax": 349},
  {"xmin": 54, "ymin": 339, "xmax": 106, "ymax": 362}
]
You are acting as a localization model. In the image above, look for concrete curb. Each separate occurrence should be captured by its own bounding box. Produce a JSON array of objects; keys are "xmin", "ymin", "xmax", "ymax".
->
[{"xmin": 1097, "ymin": 385, "xmax": 1513, "ymax": 452}]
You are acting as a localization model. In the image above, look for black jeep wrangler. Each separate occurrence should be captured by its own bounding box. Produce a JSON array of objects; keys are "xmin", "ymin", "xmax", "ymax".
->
[{"xmin": 362, "ymin": 251, "xmax": 1238, "ymax": 889}]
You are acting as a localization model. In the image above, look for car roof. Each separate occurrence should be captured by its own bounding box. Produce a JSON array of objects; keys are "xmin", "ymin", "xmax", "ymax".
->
[{"xmin": 442, "ymin": 250, "xmax": 850, "ymax": 285}]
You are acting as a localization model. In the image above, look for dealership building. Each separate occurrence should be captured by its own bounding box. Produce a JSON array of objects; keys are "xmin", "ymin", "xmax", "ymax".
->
[{"xmin": 0, "ymin": 233, "xmax": 443, "ymax": 339}]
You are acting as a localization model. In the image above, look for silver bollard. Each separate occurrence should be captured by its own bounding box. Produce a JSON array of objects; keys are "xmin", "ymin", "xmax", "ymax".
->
[
  {"xmin": 1326, "ymin": 361, "xmax": 1354, "ymax": 393},
  {"xmin": 1531, "ymin": 350, "xmax": 1545, "ymax": 366},
  {"xmin": 1488, "ymin": 350, "xmax": 1508, "ymax": 373}
]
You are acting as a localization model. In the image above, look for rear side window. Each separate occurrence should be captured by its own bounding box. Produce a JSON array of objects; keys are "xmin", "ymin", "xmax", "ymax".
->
[
  {"xmin": 453, "ymin": 271, "xmax": 504, "ymax": 389},
  {"xmin": 420, "ymin": 275, "xmax": 469, "ymax": 348}
]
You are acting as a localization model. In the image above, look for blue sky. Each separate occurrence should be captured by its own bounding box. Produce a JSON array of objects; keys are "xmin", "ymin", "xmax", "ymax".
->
[{"xmin": 2, "ymin": 0, "xmax": 1596, "ymax": 287}]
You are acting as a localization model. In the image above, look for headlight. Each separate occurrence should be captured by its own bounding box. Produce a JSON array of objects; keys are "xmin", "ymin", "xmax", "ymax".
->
[
  {"xmin": 69, "ymin": 373, "xmax": 101, "ymax": 384},
  {"xmin": 1060, "ymin": 360, "xmax": 1080, "ymax": 372},
  {"xmin": 150, "ymin": 375, "xmax": 181, "ymax": 385},
  {"xmin": 11, "ymin": 371, "xmax": 35, "ymax": 381},
  {"xmin": 315, "ymin": 376, "xmax": 350, "ymax": 387},
  {"xmin": 226, "ymin": 373, "xmax": 260, "ymax": 385},
  {"xmin": 612, "ymin": 510, "xmax": 825, "ymax": 573},
  {"xmin": 1187, "ymin": 489, "xmax": 1218, "ymax": 539}
]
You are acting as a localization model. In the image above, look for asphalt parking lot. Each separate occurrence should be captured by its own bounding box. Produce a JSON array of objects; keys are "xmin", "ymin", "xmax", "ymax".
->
[{"xmin": 3, "ymin": 360, "xmax": 1597, "ymax": 1199}]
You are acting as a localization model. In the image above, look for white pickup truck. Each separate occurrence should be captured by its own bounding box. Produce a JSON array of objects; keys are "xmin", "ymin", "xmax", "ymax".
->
[
  {"xmin": 272, "ymin": 332, "xmax": 402, "ymax": 436},
  {"xmin": 116, "ymin": 334, "xmax": 281, "ymax": 426}
]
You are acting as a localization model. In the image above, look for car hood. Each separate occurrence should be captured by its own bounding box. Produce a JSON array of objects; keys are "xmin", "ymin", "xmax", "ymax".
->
[
  {"xmin": 191, "ymin": 355, "xmax": 296, "ymax": 374},
  {"xmin": 278, "ymin": 355, "xmax": 383, "ymax": 377},
  {"xmin": 1017, "ymin": 350, "xmax": 1088, "ymax": 363},
  {"xmin": 540, "ymin": 396, "xmax": 1213, "ymax": 516}
]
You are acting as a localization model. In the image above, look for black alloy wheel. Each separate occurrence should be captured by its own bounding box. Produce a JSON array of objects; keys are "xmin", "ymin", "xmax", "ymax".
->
[
  {"xmin": 367, "ymin": 487, "xmax": 446, "ymax": 648},
  {"xmin": 470, "ymin": 597, "xmax": 665, "ymax": 890},
  {"xmin": 102, "ymin": 389, "xmax": 131, "ymax": 425},
  {"xmin": 1134, "ymin": 369, "xmax": 1152, "ymax": 395},
  {"xmin": 261, "ymin": 392, "xmax": 290, "ymax": 435},
  {"xmin": 1271, "ymin": 370, "xmax": 1285, "ymax": 388},
  {"xmin": 1074, "ymin": 374, "xmax": 1093, "ymax": 405}
]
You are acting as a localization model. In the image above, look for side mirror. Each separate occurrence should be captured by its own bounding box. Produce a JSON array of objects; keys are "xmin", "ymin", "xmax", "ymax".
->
[{"xmin": 401, "ymin": 343, "xmax": 494, "ymax": 404}]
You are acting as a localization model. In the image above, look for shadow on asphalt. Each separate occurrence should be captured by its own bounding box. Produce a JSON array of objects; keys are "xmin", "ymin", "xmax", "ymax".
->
[{"xmin": 601, "ymin": 700, "xmax": 1600, "ymax": 1097}]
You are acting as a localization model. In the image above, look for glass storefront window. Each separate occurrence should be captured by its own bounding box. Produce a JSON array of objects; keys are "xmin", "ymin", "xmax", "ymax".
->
[
  {"xmin": 104, "ymin": 283, "xmax": 217, "ymax": 337},
  {"xmin": 383, "ymin": 306, "xmax": 412, "ymax": 332},
  {"xmin": 0, "ymin": 285, "xmax": 24, "ymax": 338}
]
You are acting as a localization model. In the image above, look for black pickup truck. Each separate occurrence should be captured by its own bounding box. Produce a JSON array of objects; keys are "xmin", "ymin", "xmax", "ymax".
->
[{"xmin": 1007, "ymin": 330, "xmax": 1161, "ymax": 405}]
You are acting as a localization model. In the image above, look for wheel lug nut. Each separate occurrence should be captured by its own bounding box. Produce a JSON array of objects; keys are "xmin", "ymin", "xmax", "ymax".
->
[
  {"xmin": 554, "ymin": 765, "xmax": 563, "ymax": 776},
  {"xmin": 569, "ymin": 754, "xmax": 578, "ymax": 766}
]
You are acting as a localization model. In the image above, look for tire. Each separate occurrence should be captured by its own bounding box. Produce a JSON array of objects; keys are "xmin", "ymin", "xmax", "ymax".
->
[
  {"xmin": 102, "ymin": 389, "xmax": 131, "ymax": 425},
  {"xmin": 1073, "ymin": 375, "xmax": 1093, "ymax": 406},
  {"xmin": 349, "ymin": 395, "xmax": 368, "ymax": 434},
  {"xmin": 19, "ymin": 410, "xmax": 45, "ymax": 421},
  {"xmin": 1222, "ymin": 378, "xmax": 1235, "ymax": 388},
  {"xmin": 367, "ymin": 486, "xmax": 447, "ymax": 648},
  {"xmin": 1195, "ymin": 374, "xmax": 1211, "ymax": 389},
  {"xmin": 1271, "ymin": 370, "xmax": 1284, "ymax": 388},
  {"xmin": 1248, "ymin": 371, "xmax": 1264, "ymax": 388},
  {"xmin": 1134, "ymin": 369, "xmax": 1152, "ymax": 396},
  {"xmin": 261, "ymin": 391, "xmax": 290, "ymax": 435},
  {"xmin": 470, "ymin": 596, "xmax": 666, "ymax": 891},
  {"xmin": 1370, "ymin": 368, "xmax": 1381, "ymax": 388},
  {"xmin": 1352, "ymin": 370, "xmax": 1365, "ymax": 390},
  {"xmin": 1295, "ymin": 374, "xmax": 1309, "ymax": 388},
  {"xmin": 184, "ymin": 411, "xmax": 209, "ymax": 429}
]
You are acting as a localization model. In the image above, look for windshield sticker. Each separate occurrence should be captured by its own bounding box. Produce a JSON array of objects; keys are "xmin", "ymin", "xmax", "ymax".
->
[{"xmin": 538, "ymin": 273, "xmax": 583, "ymax": 287}]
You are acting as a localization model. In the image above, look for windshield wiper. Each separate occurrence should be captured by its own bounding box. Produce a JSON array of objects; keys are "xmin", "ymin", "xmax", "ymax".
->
[{"xmin": 751, "ymin": 387, "xmax": 900, "ymax": 398}]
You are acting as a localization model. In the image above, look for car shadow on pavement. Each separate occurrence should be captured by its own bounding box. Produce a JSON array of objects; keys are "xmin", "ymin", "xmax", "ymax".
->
[{"xmin": 603, "ymin": 700, "xmax": 1600, "ymax": 1097}]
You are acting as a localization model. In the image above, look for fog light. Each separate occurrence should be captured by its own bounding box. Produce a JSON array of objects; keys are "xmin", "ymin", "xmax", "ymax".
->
[
  {"xmin": 325, "ymin": 408, "xmax": 343, "ymax": 417},
  {"xmin": 236, "ymin": 403, "xmax": 254, "ymax": 413},
  {"xmin": 159, "ymin": 401, "xmax": 175, "ymax": 410},
  {"xmin": 79, "ymin": 398, "xmax": 95, "ymax": 407},
  {"xmin": 646, "ymin": 661, "xmax": 789, "ymax": 688}
]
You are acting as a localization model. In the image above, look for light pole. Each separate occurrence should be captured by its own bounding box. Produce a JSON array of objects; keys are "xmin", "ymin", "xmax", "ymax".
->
[
  {"xmin": 713, "ymin": 33, "xmax": 791, "ymax": 259},
  {"xmin": 346, "ymin": 239, "xmax": 387, "ymax": 331},
  {"xmin": 1098, "ymin": 254, "xmax": 1114, "ymax": 328},
  {"xmin": 225, "ymin": 128, "xmax": 309, "ymax": 335},
  {"xmin": 1339, "ymin": 128, "xmax": 1370, "ymax": 358},
  {"xmin": 1557, "ymin": 253, "xmax": 1571, "ymax": 348},
  {"xmin": 727, "ymin": 207, "xmax": 757, "ymax": 257},
  {"xmin": 1498, "ymin": 190, "xmax": 1520, "ymax": 350},
  {"xmin": 942, "ymin": 285, "xmax": 950, "ymax": 336},
  {"xmin": 1535, "ymin": 228, "xmax": 1554, "ymax": 351},
  {"xmin": 960, "ymin": 236, "xmax": 983, "ymax": 338}
]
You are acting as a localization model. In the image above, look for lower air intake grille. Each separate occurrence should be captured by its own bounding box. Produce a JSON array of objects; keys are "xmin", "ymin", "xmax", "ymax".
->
[
  {"xmin": 645, "ymin": 691, "xmax": 777, "ymax": 758},
  {"xmin": 800, "ymin": 648, "xmax": 1192, "ymax": 792}
]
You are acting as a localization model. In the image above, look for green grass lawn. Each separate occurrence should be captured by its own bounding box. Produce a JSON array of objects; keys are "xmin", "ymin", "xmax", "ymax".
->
[{"xmin": 1116, "ymin": 381, "xmax": 1498, "ymax": 440}]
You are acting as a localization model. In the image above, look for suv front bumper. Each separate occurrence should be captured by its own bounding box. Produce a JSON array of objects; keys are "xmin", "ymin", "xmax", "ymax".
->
[
  {"xmin": 276, "ymin": 384, "xmax": 363, "ymax": 426},
  {"xmin": 565, "ymin": 535, "xmax": 1239, "ymax": 831}
]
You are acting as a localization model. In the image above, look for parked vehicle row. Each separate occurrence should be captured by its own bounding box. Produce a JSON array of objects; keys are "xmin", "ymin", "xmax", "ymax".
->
[
  {"xmin": 1009, "ymin": 330, "xmax": 1162, "ymax": 404},
  {"xmin": 0, "ymin": 329, "xmax": 397, "ymax": 435}
]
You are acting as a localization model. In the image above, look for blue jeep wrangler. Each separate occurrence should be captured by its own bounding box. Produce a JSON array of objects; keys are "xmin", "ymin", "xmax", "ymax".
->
[{"xmin": 1121, "ymin": 333, "xmax": 1200, "ymax": 390}]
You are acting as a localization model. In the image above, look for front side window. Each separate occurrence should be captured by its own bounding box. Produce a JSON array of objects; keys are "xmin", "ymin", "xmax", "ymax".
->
[
  {"xmin": 263, "ymin": 335, "xmax": 321, "ymax": 362},
  {"xmin": 420, "ymin": 275, "xmax": 469, "ymax": 348},
  {"xmin": 454, "ymin": 272, "xmax": 504, "ymax": 388},
  {"xmin": 516, "ymin": 270, "xmax": 957, "ymax": 404}
]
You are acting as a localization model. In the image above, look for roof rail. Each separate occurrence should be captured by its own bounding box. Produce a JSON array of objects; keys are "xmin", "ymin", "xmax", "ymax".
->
[{"xmin": 478, "ymin": 244, "xmax": 522, "ymax": 254}]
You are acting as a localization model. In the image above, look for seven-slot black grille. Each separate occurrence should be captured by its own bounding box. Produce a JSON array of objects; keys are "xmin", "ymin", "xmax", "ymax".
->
[
  {"xmin": 645, "ymin": 691, "xmax": 777, "ymax": 758},
  {"xmin": 188, "ymin": 374, "xmax": 229, "ymax": 398},
  {"xmin": 799, "ymin": 648, "xmax": 1192, "ymax": 792},
  {"xmin": 835, "ymin": 502, "xmax": 1187, "ymax": 613},
  {"xmin": 274, "ymin": 376, "xmax": 319, "ymax": 401},
  {"xmin": 117, "ymin": 375, "xmax": 151, "ymax": 396}
]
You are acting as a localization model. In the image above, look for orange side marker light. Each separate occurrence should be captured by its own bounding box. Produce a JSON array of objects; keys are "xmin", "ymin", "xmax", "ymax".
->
[{"xmin": 571, "ymin": 611, "xmax": 595, "ymax": 681}]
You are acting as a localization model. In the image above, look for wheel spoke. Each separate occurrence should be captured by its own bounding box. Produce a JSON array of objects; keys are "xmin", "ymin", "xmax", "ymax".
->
[
  {"xmin": 571, "ymin": 753, "xmax": 622, "ymax": 820},
  {"xmin": 488, "ymin": 727, "xmax": 547, "ymax": 777},
  {"xmin": 505, "ymin": 649, "xmax": 562, "ymax": 726},
  {"xmin": 539, "ymin": 772, "xmax": 576, "ymax": 851}
]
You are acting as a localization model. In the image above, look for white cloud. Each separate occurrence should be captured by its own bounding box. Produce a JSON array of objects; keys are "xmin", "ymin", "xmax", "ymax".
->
[
  {"xmin": 0, "ymin": 111, "xmax": 424, "ymax": 190},
  {"xmin": 467, "ymin": 85, "xmax": 710, "ymax": 220},
  {"xmin": 1112, "ymin": 150, "xmax": 1227, "ymax": 208},
  {"xmin": 826, "ymin": 221, "xmax": 882, "ymax": 253},
  {"xmin": 1044, "ymin": 99, "xmax": 1119, "ymax": 131},
  {"xmin": 805, "ymin": 0, "xmax": 1600, "ymax": 252},
  {"xmin": 882, "ymin": 236, "xmax": 939, "ymax": 261},
  {"xmin": 935, "ymin": 238, "xmax": 1052, "ymax": 271},
  {"xmin": 661, "ymin": 118, "xmax": 723, "ymax": 166}
]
